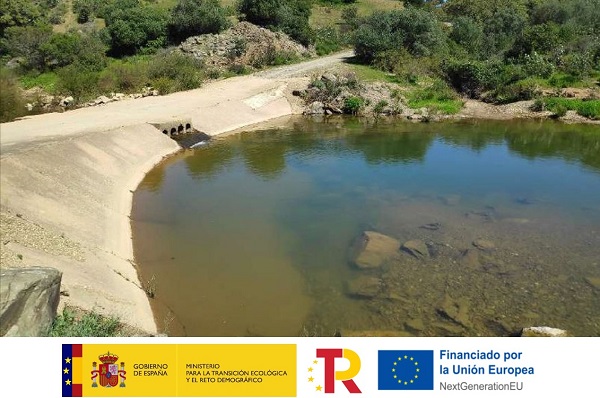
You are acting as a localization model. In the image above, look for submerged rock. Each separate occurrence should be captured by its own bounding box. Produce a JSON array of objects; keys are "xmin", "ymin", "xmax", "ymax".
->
[
  {"xmin": 401, "ymin": 239, "xmax": 430, "ymax": 259},
  {"xmin": 585, "ymin": 276, "xmax": 600, "ymax": 290},
  {"xmin": 420, "ymin": 222, "xmax": 441, "ymax": 231},
  {"xmin": 405, "ymin": 318, "xmax": 425, "ymax": 332},
  {"xmin": 347, "ymin": 276, "xmax": 382, "ymax": 298},
  {"xmin": 473, "ymin": 239, "xmax": 496, "ymax": 252},
  {"xmin": 520, "ymin": 326, "xmax": 569, "ymax": 337},
  {"xmin": 353, "ymin": 231, "xmax": 399, "ymax": 269},
  {"xmin": 436, "ymin": 294, "xmax": 472, "ymax": 329},
  {"xmin": 460, "ymin": 249, "xmax": 481, "ymax": 267}
]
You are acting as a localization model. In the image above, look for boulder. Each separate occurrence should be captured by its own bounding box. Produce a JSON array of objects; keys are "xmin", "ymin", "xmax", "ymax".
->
[
  {"xmin": 347, "ymin": 276, "xmax": 382, "ymax": 298},
  {"xmin": 0, "ymin": 267, "xmax": 62, "ymax": 336},
  {"xmin": 460, "ymin": 249, "xmax": 480, "ymax": 267},
  {"xmin": 60, "ymin": 96, "xmax": 74, "ymax": 107},
  {"xmin": 520, "ymin": 326, "xmax": 569, "ymax": 337},
  {"xmin": 307, "ymin": 101, "xmax": 325, "ymax": 115},
  {"xmin": 353, "ymin": 231, "xmax": 399, "ymax": 269},
  {"xmin": 95, "ymin": 95, "xmax": 110, "ymax": 105},
  {"xmin": 401, "ymin": 239, "xmax": 430, "ymax": 259}
]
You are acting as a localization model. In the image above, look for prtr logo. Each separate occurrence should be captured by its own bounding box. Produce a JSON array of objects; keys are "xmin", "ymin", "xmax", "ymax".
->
[{"xmin": 314, "ymin": 349, "xmax": 362, "ymax": 394}]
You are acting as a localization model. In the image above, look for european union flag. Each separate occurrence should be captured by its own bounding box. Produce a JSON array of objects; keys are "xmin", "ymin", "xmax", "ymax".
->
[{"xmin": 378, "ymin": 350, "xmax": 434, "ymax": 390}]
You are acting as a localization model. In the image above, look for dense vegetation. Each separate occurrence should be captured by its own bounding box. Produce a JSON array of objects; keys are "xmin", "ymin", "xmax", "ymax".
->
[
  {"xmin": 349, "ymin": 0, "xmax": 599, "ymax": 116},
  {"xmin": 1, "ymin": 0, "xmax": 599, "ymax": 122}
]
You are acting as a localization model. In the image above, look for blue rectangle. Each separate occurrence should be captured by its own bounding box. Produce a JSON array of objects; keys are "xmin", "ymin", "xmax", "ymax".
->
[
  {"xmin": 62, "ymin": 344, "xmax": 72, "ymax": 397},
  {"xmin": 378, "ymin": 350, "xmax": 434, "ymax": 390}
]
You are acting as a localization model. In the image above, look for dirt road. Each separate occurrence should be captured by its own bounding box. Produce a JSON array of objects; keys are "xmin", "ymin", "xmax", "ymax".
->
[{"xmin": 1, "ymin": 50, "xmax": 354, "ymax": 157}]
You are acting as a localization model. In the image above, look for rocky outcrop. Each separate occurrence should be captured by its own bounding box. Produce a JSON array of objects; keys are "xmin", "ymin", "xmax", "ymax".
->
[
  {"xmin": 352, "ymin": 231, "xmax": 399, "ymax": 269},
  {"xmin": 0, "ymin": 267, "xmax": 62, "ymax": 336},
  {"xmin": 179, "ymin": 22, "xmax": 313, "ymax": 71},
  {"xmin": 347, "ymin": 276, "xmax": 382, "ymax": 298}
]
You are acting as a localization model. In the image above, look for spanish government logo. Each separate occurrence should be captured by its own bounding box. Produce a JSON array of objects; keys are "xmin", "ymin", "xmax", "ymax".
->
[
  {"xmin": 306, "ymin": 348, "xmax": 362, "ymax": 394},
  {"xmin": 91, "ymin": 352, "xmax": 127, "ymax": 388},
  {"xmin": 378, "ymin": 350, "xmax": 434, "ymax": 390}
]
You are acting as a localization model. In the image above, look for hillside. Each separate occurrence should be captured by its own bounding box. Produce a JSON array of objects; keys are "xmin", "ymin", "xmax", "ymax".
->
[{"xmin": 2, "ymin": 0, "xmax": 599, "ymax": 123}]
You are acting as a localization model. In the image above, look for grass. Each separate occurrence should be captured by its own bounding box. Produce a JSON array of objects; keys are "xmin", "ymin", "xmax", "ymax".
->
[
  {"xmin": 48, "ymin": 307, "xmax": 123, "ymax": 337},
  {"xmin": 19, "ymin": 72, "xmax": 59, "ymax": 92},
  {"xmin": 407, "ymin": 79, "xmax": 464, "ymax": 115},
  {"xmin": 348, "ymin": 63, "xmax": 401, "ymax": 83},
  {"xmin": 539, "ymin": 98, "xmax": 600, "ymax": 120}
]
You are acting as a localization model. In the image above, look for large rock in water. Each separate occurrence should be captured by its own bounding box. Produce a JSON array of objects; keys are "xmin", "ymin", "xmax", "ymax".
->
[
  {"xmin": 520, "ymin": 326, "xmax": 569, "ymax": 337},
  {"xmin": 347, "ymin": 276, "xmax": 382, "ymax": 298},
  {"xmin": 401, "ymin": 239, "xmax": 430, "ymax": 259},
  {"xmin": 353, "ymin": 231, "xmax": 399, "ymax": 269},
  {"xmin": 0, "ymin": 267, "xmax": 62, "ymax": 336}
]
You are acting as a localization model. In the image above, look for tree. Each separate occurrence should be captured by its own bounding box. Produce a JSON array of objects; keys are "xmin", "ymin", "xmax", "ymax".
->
[
  {"xmin": 40, "ymin": 32, "xmax": 108, "ymax": 71},
  {"xmin": 2, "ymin": 25, "xmax": 53, "ymax": 70},
  {"xmin": 449, "ymin": 16, "xmax": 484, "ymax": 56},
  {"xmin": 238, "ymin": 0, "xmax": 314, "ymax": 46},
  {"xmin": 353, "ymin": 8, "xmax": 447, "ymax": 63},
  {"xmin": 0, "ymin": 0, "xmax": 42, "ymax": 35},
  {"xmin": 168, "ymin": 0, "xmax": 230, "ymax": 43},
  {"xmin": 103, "ymin": 0, "xmax": 169, "ymax": 56}
]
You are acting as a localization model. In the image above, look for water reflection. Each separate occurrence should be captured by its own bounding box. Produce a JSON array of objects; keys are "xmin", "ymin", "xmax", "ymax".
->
[{"xmin": 168, "ymin": 119, "xmax": 600, "ymax": 184}]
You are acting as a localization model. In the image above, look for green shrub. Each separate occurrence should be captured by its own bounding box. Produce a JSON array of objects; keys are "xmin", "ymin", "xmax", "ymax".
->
[
  {"xmin": 488, "ymin": 79, "xmax": 541, "ymax": 104},
  {"xmin": 98, "ymin": 60, "xmax": 149, "ymax": 93},
  {"xmin": 238, "ymin": 0, "xmax": 314, "ymax": 46},
  {"xmin": 104, "ymin": 1, "xmax": 169, "ymax": 56},
  {"xmin": 353, "ymin": 8, "xmax": 447, "ymax": 63},
  {"xmin": 373, "ymin": 100, "xmax": 388, "ymax": 114},
  {"xmin": 56, "ymin": 64, "xmax": 100, "ymax": 101},
  {"xmin": 442, "ymin": 59, "xmax": 503, "ymax": 98},
  {"xmin": 0, "ymin": 69, "xmax": 27, "ymax": 122},
  {"xmin": 343, "ymin": 96, "xmax": 364, "ymax": 115},
  {"xmin": 522, "ymin": 52, "xmax": 555, "ymax": 78},
  {"xmin": 553, "ymin": 103, "xmax": 568, "ymax": 117},
  {"xmin": 148, "ymin": 52, "xmax": 204, "ymax": 93},
  {"xmin": 2, "ymin": 25, "xmax": 53, "ymax": 71},
  {"xmin": 73, "ymin": 0, "xmax": 103, "ymax": 23},
  {"xmin": 168, "ymin": 0, "xmax": 230, "ymax": 43}
]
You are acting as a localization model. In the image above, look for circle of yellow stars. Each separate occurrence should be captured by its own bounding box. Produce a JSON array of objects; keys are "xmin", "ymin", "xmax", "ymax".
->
[
  {"xmin": 307, "ymin": 359, "xmax": 323, "ymax": 392},
  {"xmin": 392, "ymin": 355, "xmax": 419, "ymax": 385}
]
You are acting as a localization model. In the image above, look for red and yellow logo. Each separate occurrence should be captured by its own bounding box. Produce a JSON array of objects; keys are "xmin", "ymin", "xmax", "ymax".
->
[{"xmin": 307, "ymin": 349, "xmax": 362, "ymax": 394}]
